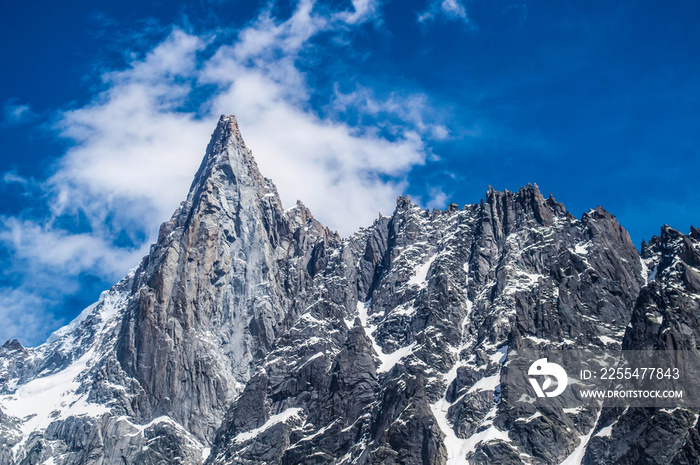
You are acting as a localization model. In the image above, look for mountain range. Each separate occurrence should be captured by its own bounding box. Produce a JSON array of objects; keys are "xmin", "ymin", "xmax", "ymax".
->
[{"xmin": 1, "ymin": 115, "xmax": 699, "ymax": 464}]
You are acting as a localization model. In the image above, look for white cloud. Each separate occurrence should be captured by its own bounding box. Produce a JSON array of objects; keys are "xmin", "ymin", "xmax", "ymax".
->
[
  {"xmin": 425, "ymin": 187, "xmax": 449, "ymax": 210},
  {"xmin": 52, "ymin": 30, "xmax": 213, "ymax": 225},
  {"xmin": 418, "ymin": 0, "xmax": 472, "ymax": 25},
  {"xmin": 1, "ymin": 0, "xmax": 452, "ymax": 345},
  {"xmin": 0, "ymin": 218, "xmax": 143, "ymax": 278},
  {"xmin": 44, "ymin": 0, "xmax": 441, "ymax": 238},
  {"xmin": 47, "ymin": 0, "xmax": 436, "ymax": 236}
]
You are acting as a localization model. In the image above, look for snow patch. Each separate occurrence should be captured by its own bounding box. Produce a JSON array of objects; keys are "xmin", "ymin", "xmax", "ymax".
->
[
  {"xmin": 233, "ymin": 408, "xmax": 303, "ymax": 443},
  {"xmin": 648, "ymin": 264, "xmax": 658, "ymax": 282},
  {"xmin": 516, "ymin": 412, "xmax": 543, "ymax": 423},
  {"xmin": 524, "ymin": 335, "xmax": 551, "ymax": 346},
  {"xmin": 640, "ymin": 257, "xmax": 650, "ymax": 285},
  {"xmin": 558, "ymin": 410, "xmax": 601, "ymax": 465},
  {"xmin": 574, "ymin": 242, "xmax": 590, "ymax": 256},
  {"xmin": 391, "ymin": 303, "xmax": 416, "ymax": 317},
  {"xmin": 595, "ymin": 425, "xmax": 613, "ymax": 438},
  {"xmin": 467, "ymin": 374, "xmax": 500, "ymax": 394},
  {"xmin": 356, "ymin": 301, "xmax": 415, "ymax": 373},
  {"xmin": 430, "ymin": 346, "xmax": 509, "ymax": 462},
  {"xmin": 408, "ymin": 254, "xmax": 437, "ymax": 288},
  {"xmin": 2, "ymin": 347, "xmax": 109, "ymax": 455},
  {"xmin": 1, "ymin": 284, "xmax": 131, "ymax": 459},
  {"xmin": 597, "ymin": 335, "xmax": 618, "ymax": 346},
  {"xmin": 377, "ymin": 343, "xmax": 417, "ymax": 374},
  {"xmin": 45, "ymin": 301, "xmax": 98, "ymax": 345},
  {"xmin": 490, "ymin": 345, "xmax": 508, "ymax": 365}
]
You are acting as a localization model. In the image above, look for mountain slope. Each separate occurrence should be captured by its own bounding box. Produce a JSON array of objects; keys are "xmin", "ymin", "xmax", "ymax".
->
[{"xmin": 0, "ymin": 115, "xmax": 696, "ymax": 465}]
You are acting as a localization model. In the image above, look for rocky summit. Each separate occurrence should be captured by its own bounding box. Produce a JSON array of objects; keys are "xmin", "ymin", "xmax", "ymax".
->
[{"xmin": 1, "ymin": 115, "xmax": 698, "ymax": 464}]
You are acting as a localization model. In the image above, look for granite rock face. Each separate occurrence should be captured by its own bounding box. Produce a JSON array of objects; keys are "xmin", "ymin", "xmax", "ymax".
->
[{"xmin": 0, "ymin": 116, "xmax": 697, "ymax": 464}]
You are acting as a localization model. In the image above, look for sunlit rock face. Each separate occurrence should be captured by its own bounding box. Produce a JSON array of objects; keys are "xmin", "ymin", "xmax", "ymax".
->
[{"xmin": 1, "ymin": 115, "xmax": 697, "ymax": 465}]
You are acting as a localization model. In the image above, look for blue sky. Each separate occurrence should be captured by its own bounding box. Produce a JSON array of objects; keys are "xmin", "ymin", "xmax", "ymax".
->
[{"xmin": 1, "ymin": 0, "xmax": 699, "ymax": 346}]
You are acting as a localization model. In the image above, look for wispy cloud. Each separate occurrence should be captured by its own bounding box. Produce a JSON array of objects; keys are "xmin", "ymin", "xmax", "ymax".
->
[
  {"xmin": 2, "ymin": 100, "xmax": 38, "ymax": 126},
  {"xmin": 418, "ymin": 0, "xmax": 473, "ymax": 26},
  {"xmin": 425, "ymin": 187, "xmax": 449, "ymax": 210},
  {"xmin": 0, "ymin": 219, "xmax": 141, "ymax": 277},
  {"xmin": 331, "ymin": 84, "xmax": 450, "ymax": 141},
  {"xmin": 0, "ymin": 290, "xmax": 61, "ymax": 347},
  {"xmin": 0, "ymin": 0, "xmax": 450, "ymax": 345},
  {"xmin": 2, "ymin": 171, "xmax": 31, "ymax": 187}
]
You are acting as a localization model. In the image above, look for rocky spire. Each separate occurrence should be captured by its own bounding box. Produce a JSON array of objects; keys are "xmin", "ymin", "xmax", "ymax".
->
[
  {"xmin": 195, "ymin": 115, "xmax": 271, "ymax": 194},
  {"xmin": 114, "ymin": 114, "xmax": 328, "ymax": 444}
]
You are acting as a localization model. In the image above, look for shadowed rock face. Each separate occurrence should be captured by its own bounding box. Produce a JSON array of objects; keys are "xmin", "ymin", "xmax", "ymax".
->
[{"xmin": 0, "ymin": 115, "xmax": 696, "ymax": 465}]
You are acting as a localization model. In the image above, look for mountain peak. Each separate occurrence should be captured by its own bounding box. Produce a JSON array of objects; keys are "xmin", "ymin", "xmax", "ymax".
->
[
  {"xmin": 195, "ymin": 114, "xmax": 262, "ymax": 188},
  {"xmin": 215, "ymin": 114, "xmax": 246, "ymax": 150}
]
